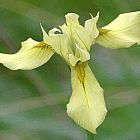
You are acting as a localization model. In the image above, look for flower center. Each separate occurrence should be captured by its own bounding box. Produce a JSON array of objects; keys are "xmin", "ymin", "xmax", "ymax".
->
[
  {"xmin": 99, "ymin": 28, "xmax": 109, "ymax": 35},
  {"xmin": 75, "ymin": 62, "xmax": 86, "ymax": 84},
  {"xmin": 34, "ymin": 42, "xmax": 50, "ymax": 49}
]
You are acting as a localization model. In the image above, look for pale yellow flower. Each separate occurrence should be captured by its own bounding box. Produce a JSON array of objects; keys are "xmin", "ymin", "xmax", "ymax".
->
[
  {"xmin": 42, "ymin": 13, "xmax": 107, "ymax": 134},
  {"xmin": 0, "ymin": 11, "xmax": 139, "ymax": 134}
]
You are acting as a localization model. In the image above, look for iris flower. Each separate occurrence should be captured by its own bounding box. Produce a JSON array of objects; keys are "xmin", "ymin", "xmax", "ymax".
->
[{"xmin": 0, "ymin": 11, "xmax": 139, "ymax": 134}]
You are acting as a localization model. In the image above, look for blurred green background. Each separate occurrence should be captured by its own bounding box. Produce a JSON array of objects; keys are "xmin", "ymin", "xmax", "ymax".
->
[{"xmin": 0, "ymin": 0, "xmax": 140, "ymax": 139}]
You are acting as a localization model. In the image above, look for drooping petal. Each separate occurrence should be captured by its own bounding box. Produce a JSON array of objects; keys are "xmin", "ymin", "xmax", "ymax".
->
[
  {"xmin": 0, "ymin": 38, "xmax": 54, "ymax": 70},
  {"xmin": 67, "ymin": 63, "xmax": 107, "ymax": 134},
  {"xmin": 96, "ymin": 11, "xmax": 140, "ymax": 49}
]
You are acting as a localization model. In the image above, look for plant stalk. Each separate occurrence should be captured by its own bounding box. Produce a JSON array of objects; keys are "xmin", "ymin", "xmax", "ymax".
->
[{"xmin": 86, "ymin": 131, "xmax": 94, "ymax": 140}]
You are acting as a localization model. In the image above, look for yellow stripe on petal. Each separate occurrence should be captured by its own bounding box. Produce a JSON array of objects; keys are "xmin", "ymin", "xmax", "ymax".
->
[
  {"xmin": 96, "ymin": 11, "xmax": 140, "ymax": 49},
  {"xmin": 0, "ymin": 38, "xmax": 54, "ymax": 70},
  {"xmin": 67, "ymin": 63, "xmax": 107, "ymax": 134}
]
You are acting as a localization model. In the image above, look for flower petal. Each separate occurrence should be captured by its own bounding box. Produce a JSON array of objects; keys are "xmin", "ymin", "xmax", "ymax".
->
[
  {"xmin": 68, "ymin": 54, "xmax": 80, "ymax": 67},
  {"xmin": 75, "ymin": 44, "xmax": 90, "ymax": 62},
  {"xmin": 96, "ymin": 11, "xmax": 140, "ymax": 49},
  {"xmin": 68, "ymin": 45, "xmax": 90, "ymax": 67},
  {"xmin": 40, "ymin": 24, "xmax": 50, "ymax": 41},
  {"xmin": 67, "ymin": 63, "xmax": 107, "ymax": 133},
  {"xmin": 84, "ymin": 12, "xmax": 99, "ymax": 45},
  {"xmin": 61, "ymin": 13, "xmax": 99, "ymax": 51},
  {"xmin": 45, "ymin": 30, "xmax": 70, "ymax": 62},
  {"xmin": 0, "ymin": 38, "xmax": 54, "ymax": 70},
  {"xmin": 65, "ymin": 13, "xmax": 80, "ymax": 26}
]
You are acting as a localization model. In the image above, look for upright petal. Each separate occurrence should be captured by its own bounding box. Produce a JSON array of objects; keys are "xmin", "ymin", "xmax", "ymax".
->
[
  {"xmin": 96, "ymin": 11, "xmax": 140, "ymax": 49},
  {"xmin": 40, "ymin": 24, "xmax": 50, "ymax": 42},
  {"xmin": 45, "ymin": 29, "xmax": 70, "ymax": 62},
  {"xmin": 60, "ymin": 13, "xmax": 99, "ymax": 51},
  {"xmin": 67, "ymin": 63, "xmax": 107, "ymax": 134},
  {"xmin": 0, "ymin": 38, "xmax": 54, "ymax": 70},
  {"xmin": 65, "ymin": 13, "xmax": 80, "ymax": 26},
  {"xmin": 84, "ymin": 12, "xmax": 99, "ymax": 45}
]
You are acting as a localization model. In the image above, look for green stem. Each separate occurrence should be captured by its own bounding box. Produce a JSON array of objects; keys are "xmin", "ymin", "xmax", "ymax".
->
[{"xmin": 86, "ymin": 131, "xmax": 95, "ymax": 140}]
